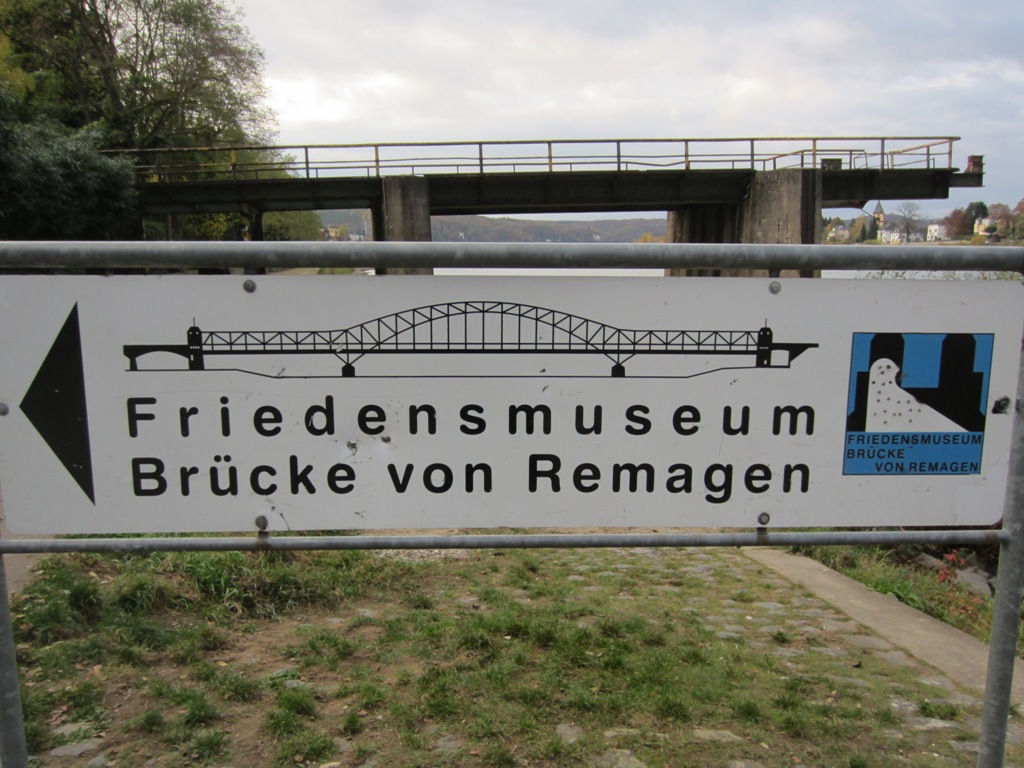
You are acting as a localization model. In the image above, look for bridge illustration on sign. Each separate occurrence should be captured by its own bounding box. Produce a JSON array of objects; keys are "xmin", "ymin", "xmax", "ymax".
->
[{"xmin": 122, "ymin": 301, "xmax": 818, "ymax": 378}]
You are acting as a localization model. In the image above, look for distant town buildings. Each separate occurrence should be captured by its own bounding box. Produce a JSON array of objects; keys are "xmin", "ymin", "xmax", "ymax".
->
[
  {"xmin": 825, "ymin": 201, "xmax": 933, "ymax": 244},
  {"xmin": 320, "ymin": 225, "xmax": 365, "ymax": 242}
]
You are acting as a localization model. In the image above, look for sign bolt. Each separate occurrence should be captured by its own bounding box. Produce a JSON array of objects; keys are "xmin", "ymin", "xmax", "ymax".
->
[
  {"xmin": 0, "ymin": 404, "xmax": 8, "ymax": 416},
  {"xmin": 768, "ymin": 281, "xmax": 782, "ymax": 295},
  {"xmin": 254, "ymin": 515, "xmax": 270, "ymax": 544},
  {"xmin": 757, "ymin": 512, "xmax": 771, "ymax": 526},
  {"xmin": 243, "ymin": 279, "xmax": 257, "ymax": 294},
  {"xmin": 993, "ymin": 397, "xmax": 1012, "ymax": 414}
]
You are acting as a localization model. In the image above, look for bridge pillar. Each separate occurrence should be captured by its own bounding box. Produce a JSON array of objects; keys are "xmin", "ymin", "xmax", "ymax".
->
[
  {"xmin": 741, "ymin": 168, "xmax": 821, "ymax": 251},
  {"xmin": 666, "ymin": 169, "xmax": 821, "ymax": 278},
  {"xmin": 241, "ymin": 206, "xmax": 264, "ymax": 242},
  {"xmin": 374, "ymin": 176, "xmax": 433, "ymax": 275},
  {"xmin": 665, "ymin": 204, "xmax": 742, "ymax": 276}
]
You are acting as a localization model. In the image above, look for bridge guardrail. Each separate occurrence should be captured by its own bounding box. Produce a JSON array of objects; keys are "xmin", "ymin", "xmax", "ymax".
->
[{"xmin": 109, "ymin": 136, "xmax": 961, "ymax": 183}]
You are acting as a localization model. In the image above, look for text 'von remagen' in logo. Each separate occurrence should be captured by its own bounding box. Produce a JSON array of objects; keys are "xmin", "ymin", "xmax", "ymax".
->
[{"xmin": 844, "ymin": 332, "xmax": 992, "ymax": 476}]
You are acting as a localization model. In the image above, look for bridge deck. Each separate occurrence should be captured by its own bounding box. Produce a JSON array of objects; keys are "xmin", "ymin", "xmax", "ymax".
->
[{"xmin": 119, "ymin": 137, "xmax": 982, "ymax": 216}]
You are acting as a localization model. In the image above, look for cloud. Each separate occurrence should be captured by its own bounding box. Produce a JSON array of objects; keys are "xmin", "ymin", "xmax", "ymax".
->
[{"xmin": 243, "ymin": 0, "xmax": 1024, "ymax": 209}]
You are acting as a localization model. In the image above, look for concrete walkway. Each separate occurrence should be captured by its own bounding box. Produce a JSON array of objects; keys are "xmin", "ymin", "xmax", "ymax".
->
[{"xmin": 743, "ymin": 546, "xmax": 1024, "ymax": 706}]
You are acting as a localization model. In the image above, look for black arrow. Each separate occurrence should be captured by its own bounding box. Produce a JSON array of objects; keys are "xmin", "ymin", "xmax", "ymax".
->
[{"xmin": 20, "ymin": 304, "xmax": 95, "ymax": 504}]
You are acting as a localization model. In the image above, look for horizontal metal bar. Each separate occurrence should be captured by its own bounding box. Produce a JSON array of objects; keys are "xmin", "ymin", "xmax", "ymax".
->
[
  {"xmin": 2, "ymin": 241, "xmax": 1023, "ymax": 274},
  {"xmin": 0, "ymin": 529, "xmax": 1007, "ymax": 555}
]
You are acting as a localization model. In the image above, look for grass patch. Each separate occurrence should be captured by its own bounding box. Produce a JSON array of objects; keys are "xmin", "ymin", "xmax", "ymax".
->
[
  {"xmin": 795, "ymin": 543, "xmax": 1013, "ymax": 654},
  {"xmin": 274, "ymin": 730, "xmax": 333, "ymax": 767},
  {"xmin": 188, "ymin": 728, "xmax": 229, "ymax": 762},
  {"xmin": 275, "ymin": 686, "xmax": 318, "ymax": 719},
  {"xmin": 9, "ymin": 544, "xmax": 1016, "ymax": 767},
  {"xmin": 286, "ymin": 627, "xmax": 356, "ymax": 671},
  {"xmin": 918, "ymin": 699, "xmax": 961, "ymax": 721}
]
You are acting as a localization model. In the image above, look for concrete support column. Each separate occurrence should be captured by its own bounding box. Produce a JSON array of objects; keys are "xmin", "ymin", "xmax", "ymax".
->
[
  {"xmin": 741, "ymin": 168, "xmax": 820, "ymax": 245},
  {"xmin": 666, "ymin": 204, "xmax": 741, "ymax": 277},
  {"xmin": 375, "ymin": 176, "xmax": 433, "ymax": 275},
  {"xmin": 741, "ymin": 168, "xmax": 820, "ymax": 278},
  {"xmin": 666, "ymin": 169, "xmax": 821, "ymax": 278}
]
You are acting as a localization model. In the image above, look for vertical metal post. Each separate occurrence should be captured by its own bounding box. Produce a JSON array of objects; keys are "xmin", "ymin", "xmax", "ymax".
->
[
  {"xmin": 547, "ymin": 142, "xmax": 553, "ymax": 172},
  {"xmin": 977, "ymin": 335, "xmax": 1024, "ymax": 768},
  {"xmin": 0, "ymin": 551, "xmax": 28, "ymax": 768},
  {"xmin": 478, "ymin": 144, "xmax": 484, "ymax": 174},
  {"xmin": 304, "ymin": 148, "xmax": 310, "ymax": 180}
]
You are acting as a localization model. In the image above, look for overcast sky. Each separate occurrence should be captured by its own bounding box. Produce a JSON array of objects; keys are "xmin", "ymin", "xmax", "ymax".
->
[{"xmin": 240, "ymin": 0, "xmax": 1023, "ymax": 218}]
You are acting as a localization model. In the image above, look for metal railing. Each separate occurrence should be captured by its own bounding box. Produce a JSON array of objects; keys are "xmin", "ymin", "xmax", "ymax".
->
[{"xmin": 108, "ymin": 136, "xmax": 962, "ymax": 183}]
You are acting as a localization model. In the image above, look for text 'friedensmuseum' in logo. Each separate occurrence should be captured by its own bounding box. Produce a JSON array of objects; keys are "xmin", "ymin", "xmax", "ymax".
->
[{"xmin": 844, "ymin": 332, "xmax": 992, "ymax": 476}]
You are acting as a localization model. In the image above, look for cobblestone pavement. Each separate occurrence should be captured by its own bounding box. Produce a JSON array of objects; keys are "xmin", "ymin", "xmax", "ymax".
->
[{"xmin": 545, "ymin": 545, "xmax": 1023, "ymax": 767}]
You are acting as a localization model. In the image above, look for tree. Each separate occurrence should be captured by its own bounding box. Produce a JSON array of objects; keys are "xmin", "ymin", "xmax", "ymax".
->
[
  {"xmin": 0, "ymin": 0, "xmax": 273, "ymax": 149},
  {"xmin": 0, "ymin": 85, "xmax": 137, "ymax": 239},
  {"xmin": 943, "ymin": 207, "xmax": 973, "ymax": 239},
  {"xmin": 896, "ymin": 201, "xmax": 923, "ymax": 240},
  {"xmin": 635, "ymin": 232, "xmax": 666, "ymax": 243},
  {"xmin": 1, "ymin": 0, "xmax": 285, "ymax": 240},
  {"xmin": 0, "ymin": 31, "xmax": 31, "ymax": 96},
  {"xmin": 989, "ymin": 203, "xmax": 1012, "ymax": 235},
  {"xmin": 965, "ymin": 201, "xmax": 989, "ymax": 226},
  {"xmin": 176, "ymin": 210, "xmax": 322, "ymax": 242},
  {"xmin": 1009, "ymin": 199, "xmax": 1024, "ymax": 241},
  {"xmin": 264, "ymin": 211, "xmax": 322, "ymax": 241}
]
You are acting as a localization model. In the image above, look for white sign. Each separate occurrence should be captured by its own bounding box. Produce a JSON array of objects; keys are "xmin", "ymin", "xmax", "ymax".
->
[{"xmin": 0, "ymin": 275, "xmax": 1020, "ymax": 534}]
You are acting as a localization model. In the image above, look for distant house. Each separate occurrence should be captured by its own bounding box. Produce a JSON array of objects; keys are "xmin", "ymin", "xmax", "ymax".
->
[
  {"xmin": 974, "ymin": 216, "xmax": 997, "ymax": 236},
  {"xmin": 927, "ymin": 223, "xmax": 948, "ymax": 242},
  {"xmin": 878, "ymin": 224, "xmax": 906, "ymax": 245},
  {"xmin": 826, "ymin": 224, "xmax": 851, "ymax": 242},
  {"xmin": 321, "ymin": 226, "xmax": 346, "ymax": 241}
]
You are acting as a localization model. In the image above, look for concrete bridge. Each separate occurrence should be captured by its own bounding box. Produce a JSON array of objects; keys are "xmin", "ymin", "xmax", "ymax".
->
[{"xmin": 117, "ymin": 136, "xmax": 983, "ymax": 273}]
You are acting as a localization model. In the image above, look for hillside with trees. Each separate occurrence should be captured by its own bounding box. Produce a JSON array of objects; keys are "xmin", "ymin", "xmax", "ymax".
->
[
  {"xmin": 432, "ymin": 215, "xmax": 665, "ymax": 243},
  {"xmin": 318, "ymin": 211, "xmax": 667, "ymax": 243}
]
